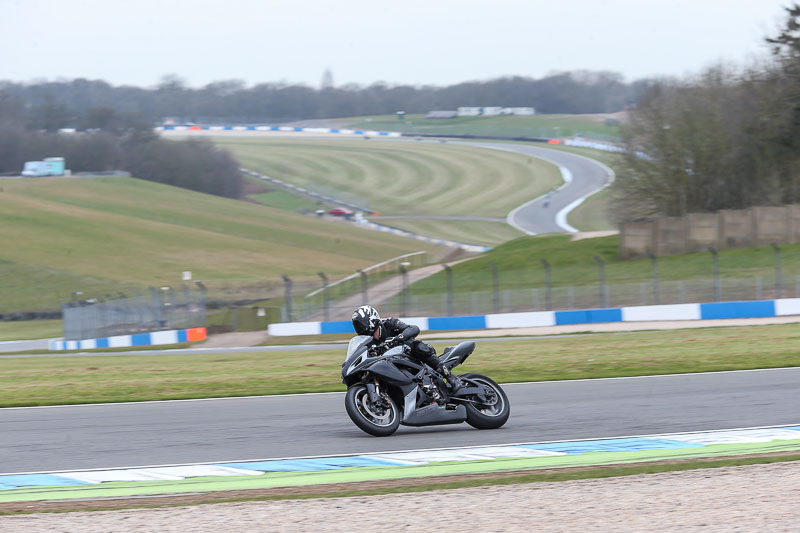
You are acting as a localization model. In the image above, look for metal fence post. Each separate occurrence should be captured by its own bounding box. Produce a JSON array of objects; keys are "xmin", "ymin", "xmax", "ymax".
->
[
  {"xmin": 648, "ymin": 253, "xmax": 659, "ymax": 305},
  {"xmin": 539, "ymin": 258, "xmax": 551, "ymax": 311},
  {"xmin": 709, "ymin": 247, "xmax": 720, "ymax": 302},
  {"xmin": 358, "ymin": 269, "xmax": 368, "ymax": 304},
  {"xmin": 149, "ymin": 287, "xmax": 165, "ymax": 328},
  {"xmin": 399, "ymin": 264, "xmax": 408, "ymax": 317},
  {"xmin": 318, "ymin": 272, "xmax": 329, "ymax": 321},
  {"xmin": 281, "ymin": 274, "xmax": 293, "ymax": 322},
  {"xmin": 772, "ymin": 243, "xmax": 782, "ymax": 299},
  {"xmin": 444, "ymin": 264, "xmax": 454, "ymax": 316},
  {"xmin": 488, "ymin": 261, "xmax": 499, "ymax": 313},
  {"xmin": 593, "ymin": 255, "xmax": 608, "ymax": 307},
  {"xmin": 194, "ymin": 281, "xmax": 207, "ymax": 326}
]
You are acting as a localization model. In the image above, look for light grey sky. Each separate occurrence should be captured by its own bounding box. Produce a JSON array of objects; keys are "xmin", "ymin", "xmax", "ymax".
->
[{"xmin": 0, "ymin": 0, "xmax": 792, "ymax": 88}]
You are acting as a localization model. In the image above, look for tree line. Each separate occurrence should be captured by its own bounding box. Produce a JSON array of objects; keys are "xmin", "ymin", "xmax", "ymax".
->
[
  {"xmin": 0, "ymin": 71, "xmax": 646, "ymax": 131},
  {"xmin": 0, "ymin": 96, "xmax": 242, "ymax": 198},
  {"xmin": 612, "ymin": 4, "xmax": 800, "ymax": 223}
]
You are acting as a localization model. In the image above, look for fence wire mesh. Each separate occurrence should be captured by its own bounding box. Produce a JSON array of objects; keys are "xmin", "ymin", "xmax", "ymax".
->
[{"xmin": 61, "ymin": 286, "xmax": 207, "ymax": 341}]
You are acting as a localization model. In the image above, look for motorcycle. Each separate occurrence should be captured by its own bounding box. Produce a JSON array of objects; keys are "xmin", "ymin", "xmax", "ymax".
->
[{"xmin": 341, "ymin": 335, "xmax": 510, "ymax": 437}]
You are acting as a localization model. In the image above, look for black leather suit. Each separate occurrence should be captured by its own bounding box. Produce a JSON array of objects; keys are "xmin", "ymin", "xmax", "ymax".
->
[{"xmin": 372, "ymin": 317, "xmax": 440, "ymax": 369}]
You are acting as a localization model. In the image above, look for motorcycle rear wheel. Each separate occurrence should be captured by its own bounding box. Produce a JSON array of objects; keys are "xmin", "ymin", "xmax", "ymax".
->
[
  {"xmin": 345, "ymin": 384, "xmax": 401, "ymax": 437},
  {"xmin": 461, "ymin": 373, "xmax": 510, "ymax": 430}
]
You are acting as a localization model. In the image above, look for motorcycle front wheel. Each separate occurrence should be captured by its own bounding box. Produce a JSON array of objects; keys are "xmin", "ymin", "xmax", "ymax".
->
[
  {"xmin": 345, "ymin": 384, "xmax": 401, "ymax": 437},
  {"xmin": 461, "ymin": 373, "xmax": 510, "ymax": 430}
]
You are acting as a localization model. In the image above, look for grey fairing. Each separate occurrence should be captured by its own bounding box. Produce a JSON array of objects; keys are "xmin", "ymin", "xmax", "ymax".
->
[{"xmin": 439, "ymin": 341, "xmax": 476, "ymax": 367}]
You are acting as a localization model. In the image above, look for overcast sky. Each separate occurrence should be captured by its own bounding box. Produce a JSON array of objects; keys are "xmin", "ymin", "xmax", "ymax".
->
[{"xmin": 0, "ymin": 0, "xmax": 792, "ymax": 88}]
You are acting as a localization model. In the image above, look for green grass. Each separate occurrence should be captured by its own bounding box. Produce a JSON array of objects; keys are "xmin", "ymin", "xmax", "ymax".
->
[
  {"xmin": 410, "ymin": 232, "xmax": 800, "ymax": 294},
  {"xmin": 213, "ymin": 138, "xmax": 562, "ymax": 218},
  {"xmin": 373, "ymin": 219, "xmax": 525, "ymax": 247},
  {"xmin": 0, "ymin": 320, "xmax": 62, "ymax": 341},
  {"xmin": 1, "ymin": 323, "xmax": 799, "ymax": 406},
  {"xmin": 0, "ymin": 177, "xmax": 439, "ymax": 312},
  {"xmin": 329, "ymin": 113, "xmax": 623, "ymax": 142}
]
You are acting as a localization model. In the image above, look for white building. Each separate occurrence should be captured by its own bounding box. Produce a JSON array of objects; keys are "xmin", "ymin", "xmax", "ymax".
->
[{"xmin": 457, "ymin": 107, "xmax": 535, "ymax": 116}]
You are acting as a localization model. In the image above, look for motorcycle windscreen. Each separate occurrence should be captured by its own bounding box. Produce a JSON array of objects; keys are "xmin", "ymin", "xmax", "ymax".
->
[
  {"xmin": 346, "ymin": 335, "xmax": 372, "ymax": 358},
  {"xmin": 342, "ymin": 335, "xmax": 373, "ymax": 373}
]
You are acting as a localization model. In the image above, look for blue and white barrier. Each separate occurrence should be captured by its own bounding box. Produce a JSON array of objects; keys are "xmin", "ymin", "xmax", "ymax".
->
[
  {"xmin": 49, "ymin": 327, "xmax": 207, "ymax": 351},
  {"xmin": 156, "ymin": 125, "xmax": 402, "ymax": 137},
  {"xmin": 267, "ymin": 298, "xmax": 800, "ymax": 336}
]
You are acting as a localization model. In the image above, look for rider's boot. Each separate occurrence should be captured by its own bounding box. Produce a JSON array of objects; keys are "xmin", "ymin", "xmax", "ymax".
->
[{"xmin": 438, "ymin": 365, "xmax": 463, "ymax": 393}]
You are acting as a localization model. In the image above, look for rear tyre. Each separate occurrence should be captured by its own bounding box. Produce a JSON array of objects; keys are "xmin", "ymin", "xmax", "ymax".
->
[
  {"xmin": 461, "ymin": 373, "xmax": 510, "ymax": 430},
  {"xmin": 345, "ymin": 384, "xmax": 401, "ymax": 437}
]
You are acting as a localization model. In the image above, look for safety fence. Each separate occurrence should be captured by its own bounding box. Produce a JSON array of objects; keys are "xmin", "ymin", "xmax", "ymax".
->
[
  {"xmin": 281, "ymin": 274, "xmax": 800, "ymax": 323},
  {"xmin": 61, "ymin": 286, "xmax": 207, "ymax": 341}
]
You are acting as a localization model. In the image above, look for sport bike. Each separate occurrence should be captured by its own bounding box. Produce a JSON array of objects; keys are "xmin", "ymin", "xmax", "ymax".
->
[{"xmin": 341, "ymin": 335, "xmax": 510, "ymax": 436}]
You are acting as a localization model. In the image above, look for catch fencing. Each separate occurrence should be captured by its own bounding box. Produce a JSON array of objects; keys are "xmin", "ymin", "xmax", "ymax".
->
[{"xmin": 62, "ymin": 286, "xmax": 207, "ymax": 341}]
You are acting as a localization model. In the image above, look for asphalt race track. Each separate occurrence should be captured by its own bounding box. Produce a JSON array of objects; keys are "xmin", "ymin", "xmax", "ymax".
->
[
  {"xmin": 2, "ymin": 368, "xmax": 798, "ymax": 474},
  {"xmin": 455, "ymin": 141, "xmax": 613, "ymax": 235}
]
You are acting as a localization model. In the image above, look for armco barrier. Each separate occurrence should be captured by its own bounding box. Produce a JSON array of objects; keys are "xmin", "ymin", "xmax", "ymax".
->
[
  {"xmin": 49, "ymin": 327, "xmax": 207, "ymax": 351},
  {"xmin": 157, "ymin": 125, "xmax": 402, "ymax": 137},
  {"xmin": 267, "ymin": 298, "xmax": 800, "ymax": 336}
]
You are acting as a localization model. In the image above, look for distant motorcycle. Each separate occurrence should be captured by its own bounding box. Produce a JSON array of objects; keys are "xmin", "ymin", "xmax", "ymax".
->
[{"xmin": 341, "ymin": 336, "xmax": 510, "ymax": 437}]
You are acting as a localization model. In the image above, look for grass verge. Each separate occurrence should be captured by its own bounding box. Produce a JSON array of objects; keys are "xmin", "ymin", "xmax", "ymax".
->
[{"xmin": 1, "ymin": 322, "xmax": 799, "ymax": 406}]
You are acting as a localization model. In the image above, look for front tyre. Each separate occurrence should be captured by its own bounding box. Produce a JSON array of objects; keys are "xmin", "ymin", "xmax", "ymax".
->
[
  {"xmin": 345, "ymin": 384, "xmax": 401, "ymax": 437},
  {"xmin": 461, "ymin": 373, "xmax": 510, "ymax": 430}
]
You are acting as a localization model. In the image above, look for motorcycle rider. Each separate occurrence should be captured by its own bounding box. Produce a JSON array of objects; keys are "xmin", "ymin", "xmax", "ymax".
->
[{"xmin": 351, "ymin": 305, "xmax": 463, "ymax": 392}]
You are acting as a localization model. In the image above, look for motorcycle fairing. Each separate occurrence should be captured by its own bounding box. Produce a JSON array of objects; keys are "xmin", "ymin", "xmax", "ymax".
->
[{"xmin": 439, "ymin": 341, "xmax": 476, "ymax": 368}]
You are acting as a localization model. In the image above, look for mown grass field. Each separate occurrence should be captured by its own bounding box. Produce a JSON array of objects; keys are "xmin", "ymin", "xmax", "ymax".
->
[
  {"xmin": 0, "ymin": 177, "xmax": 439, "ymax": 312},
  {"xmin": 0, "ymin": 319, "xmax": 61, "ymax": 341},
  {"xmin": 329, "ymin": 113, "xmax": 623, "ymax": 142},
  {"xmin": 1, "ymin": 323, "xmax": 798, "ymax": 407},
  {"xmin": 214, "ymin": 138, "xmax": 562, "ymax": 218}
]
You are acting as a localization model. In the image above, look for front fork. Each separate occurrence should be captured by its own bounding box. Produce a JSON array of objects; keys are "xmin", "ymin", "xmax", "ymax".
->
[{"xmin": 365, "ymin": 381, "xmax": 380, "ymax": 404}]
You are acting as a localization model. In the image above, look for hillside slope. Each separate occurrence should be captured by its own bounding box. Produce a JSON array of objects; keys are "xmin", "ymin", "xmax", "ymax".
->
[{"xmin": 0, "ymin": 177, "xmax": 441, "ymax": 311}]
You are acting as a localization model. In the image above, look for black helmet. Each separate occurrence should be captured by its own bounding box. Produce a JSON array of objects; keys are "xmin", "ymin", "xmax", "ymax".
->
[{"xmin": 352, "ymin": 305, "xmax": 381, "ymax": 336}]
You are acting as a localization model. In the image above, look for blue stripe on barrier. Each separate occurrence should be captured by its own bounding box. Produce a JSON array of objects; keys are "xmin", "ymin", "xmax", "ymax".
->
[
  {"xmin": 177, "ymin": 330, "xmax": 188, "ymax": 343},
  {"xmin": 354, "ymin": 130, "xmax": 364, "ymax": 134},
  {"xmin": 320, "ymin": 320, "xmax": 355, "ymax": 335},
  {"xmin": 224, "ymin": 126, "xmax": 233, "ymax": 130},
  {"xmin": 293, "ymin": 127, "xmax": 303, "ymax": 132},
  {"xmin": 555, "ymin": 308, "xmax": 622, "ymax": 325},
  {"xmin": 246, "ymin": 126, "xmax": 256, "ymax": 130},
  {"xmin": 700, "ymin": 300, "xmax": 775, "ymax": 320},
  {"xmin": 428, "ymin": 315, "xmax": 487, "ymax": 330},
  {"xmin": 96, "ymin": 338, "xmax": 109, "ymax": 349},
  {"xmin": 330, "ymin": 129, "xmax": 340, "ymax": 133},
  {"xmin": 0, "ymin": 474, "xmax": 90, "ymax": 488},
  {"xmin": 521, "ymin": 438, "xmax": 704, "ymax": 455},
  {"xmin": 130, "ymin": 333, "xmax": 151, "ymax": 346}
]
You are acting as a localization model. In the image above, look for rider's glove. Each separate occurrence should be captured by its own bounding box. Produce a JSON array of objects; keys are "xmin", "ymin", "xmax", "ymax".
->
[
  {"xmin": 368, "ymin": 344, "xmax": 386, "ymax": 357},
  {"xmin": 386, "ymin": 335, "xmax": 404, "ymax": 347}
]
